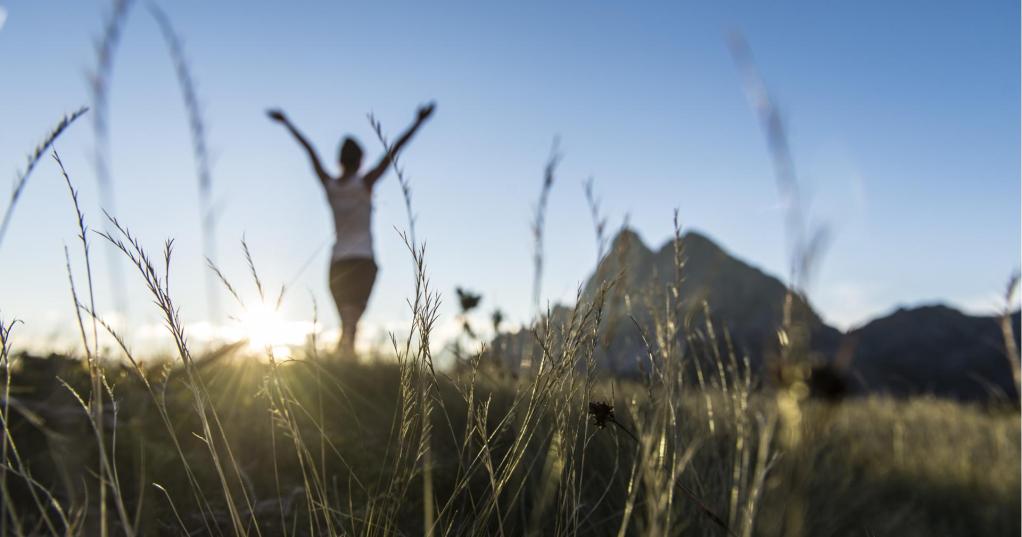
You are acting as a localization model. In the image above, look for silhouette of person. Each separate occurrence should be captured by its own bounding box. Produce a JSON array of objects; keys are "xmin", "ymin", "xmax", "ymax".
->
[{"xmin": 268, "ymin": 103, "xmax": 435, "ymax": 358}]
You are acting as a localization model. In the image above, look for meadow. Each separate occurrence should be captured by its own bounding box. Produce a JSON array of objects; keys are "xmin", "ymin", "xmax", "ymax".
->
[
  {"xmin": 0, "ymin": 204, "xmax": 1018, "ymax": 536},
  {"xmin": 2, "ymin": 333, "xmax": 1019, "ymax": 536}
]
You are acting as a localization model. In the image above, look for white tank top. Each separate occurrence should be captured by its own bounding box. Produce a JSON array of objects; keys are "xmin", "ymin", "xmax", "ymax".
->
[{"xmin": 326, "ymin": 176, "xmax": 374, "ymax": 260}]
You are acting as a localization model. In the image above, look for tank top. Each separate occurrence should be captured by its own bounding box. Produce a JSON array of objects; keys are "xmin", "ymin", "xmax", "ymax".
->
[{"xmin": 326, "ymin": 175, "xmax": 374, "ymax": 261}]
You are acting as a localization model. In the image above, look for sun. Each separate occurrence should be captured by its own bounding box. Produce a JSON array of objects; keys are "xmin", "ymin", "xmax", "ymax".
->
[{"xmin": 236, "ymin": 302, "xmax": 299, "ymax": 358}]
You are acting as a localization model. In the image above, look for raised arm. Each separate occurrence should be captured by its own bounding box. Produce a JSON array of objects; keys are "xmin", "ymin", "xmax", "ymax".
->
[
  {"xmin": 363, "ymin": 102, "xmax": 435, "ymax": 188},
  {"xmin": 267, "ymin": 109, "xmax": 331, "ymax": 185}
]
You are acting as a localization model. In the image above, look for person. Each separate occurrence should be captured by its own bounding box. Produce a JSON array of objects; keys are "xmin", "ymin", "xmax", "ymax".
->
[{"xmin": 267, "ymin": 102, "xmax": 435, "ymax": 358}]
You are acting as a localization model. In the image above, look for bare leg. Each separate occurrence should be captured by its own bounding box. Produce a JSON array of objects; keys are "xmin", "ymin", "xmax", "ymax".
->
[
  {"xmin": 338, "ymin": 304, "xmax": 365, "ymax": 360},
  {"xmin": 329, "ymin": 258, "xmax": 377, "ymax": 360}
]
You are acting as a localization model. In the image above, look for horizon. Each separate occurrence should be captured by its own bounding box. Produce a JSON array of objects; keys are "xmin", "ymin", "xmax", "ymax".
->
[{"xmin": 1, "ymin": 1, "xmax": 1019, "ymax": 356}]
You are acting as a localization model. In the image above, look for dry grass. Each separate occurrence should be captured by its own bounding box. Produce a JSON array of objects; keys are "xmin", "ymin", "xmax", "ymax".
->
[
  {"xmin": 0, "ymin": 107, "xmax": 88, "ymax": 251},
  {"xmin": 1, "ymin": 346, "xmax": 1016, "ymax": 535},
  {"xmin": 151, "ymin": 4, "xmax": 223, "ymax": 324},
  {"xmin": 5, "ymin": 191, "xmax": 1014, "ymax": 535},
  {"xmin": 88, "ymin": 0, "xmax": 136, "ymax": 316}
]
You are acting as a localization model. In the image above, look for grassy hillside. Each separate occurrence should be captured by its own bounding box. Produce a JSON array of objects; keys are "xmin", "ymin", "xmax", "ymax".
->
[
  {"xmin": 1, "ymin": 209, "xmax": 1017, "ymax": 536},
  {"xmin": 2, "ymin": 349, "xmax": 1018, "ymax": 536}
]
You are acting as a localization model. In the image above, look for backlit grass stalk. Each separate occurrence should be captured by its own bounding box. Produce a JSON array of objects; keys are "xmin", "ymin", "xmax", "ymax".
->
[
  {"xmin": 566, "ymin": 282, "xmax": 616, "ymax": 533},
  {"xmin": 89, "ymin": 0, "xmax": 136, "ymax": 316},
  {"xmin": 521, "ymin": 138, "xmax": 561, "ymax": 374},
  {"xmin": 0, "ymin": 317, "xmax": 14, "ymax": 535},
  {"xmin": 464, "ymin": 294, "xmax": 607, "ymax": 534},
  {"xmin": 622, "ymin": 218, "xmax": 701, "ymax": 535},
  {"xmin": 369, "ymin": 114, "xmax": 418, "ymax": 250},
  {"xmin": 582, "ymin": 176, "xmax": 608, "ymax": 265},
  {"xmin": 600, "ymin": 210, "xmax": 774, "ymax": 536},
  {"xmin": 263, "ymin": 364, "xmax": 338, "ymax": 534},
  {"xmin": 729, "ymin": 30, "xmax": 828, "ymax": 537},
  {"xmin": 80, "ymin": 308, "xmax": 220, "ymax": 536},
  {"xmin": 0, "ymin": 316, "xmax": 54, "ymax": 535},
  {"xmin": 54, "ymin": 152, "xmax": 100, "ymax": 365},
  {"xmin": 385, "ymin": 233, "xmax": 442, "ymax": 537},
  {"xmin": 1001, "ymin": 272, "xmax": 1020, "ymax": 401},
  {"xmin": 98, "ymin": 215, "xmax": 262, "ymax": 535},
  {"xmin": 532, "ymin": 138, "xmax": 561, "ymax": 318},
  {"xmin": 0, "ymin": 107, "xmax": 88, "ymax": 251},
  {"xmin": 528, "ymin": 285, "xmax": 611, "ymax": 535},
  {"xmin": 55, "ymin": 151, "xmax": 123, "ymax": 536},
  {"xmin": 151, "ymin": 5, "xmax": 222, "ymax": 324},
  {"xmin": 58, "ymin": 153, "xmax": 221, "ymax": 534},
  {"xmin": 238, "ymin": 252, "xmax": 342, "ymax": 533}
]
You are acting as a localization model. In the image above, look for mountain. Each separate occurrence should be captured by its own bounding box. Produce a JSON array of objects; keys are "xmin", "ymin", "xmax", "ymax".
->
[
  {"xmin": 847, "ymin": 305, "xmax": 1019, "ymax": 401},
  {"xmin": 578, "ymin": 228, "xmax": 841, "ymax": 373},
  {"xmin": 492, "ymin": 228, "xmax": 1019, "ymax": 401}
]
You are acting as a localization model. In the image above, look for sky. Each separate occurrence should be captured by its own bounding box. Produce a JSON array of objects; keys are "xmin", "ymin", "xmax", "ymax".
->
[{"xmin": 0, "ymin": 1, "xmax": 1019, "ymax": 356}]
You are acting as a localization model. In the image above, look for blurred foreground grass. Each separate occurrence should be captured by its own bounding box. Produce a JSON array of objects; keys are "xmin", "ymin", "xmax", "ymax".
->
[{"xmin": 5, "ymin": 353, "xmax": 1018, "ymax": 536}]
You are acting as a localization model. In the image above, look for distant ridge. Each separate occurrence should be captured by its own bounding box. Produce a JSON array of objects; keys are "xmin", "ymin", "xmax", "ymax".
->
[
  {"xmin": 849, "ymin": 304, "xmax": 1019, "ymax": 400},
  {"xmin": 579, "ymin": 227, "xmax": 841, "ymax": 372},
  {"xmin": 495, "ymin": 228, "xmax": 1019, "ymax": 401}
]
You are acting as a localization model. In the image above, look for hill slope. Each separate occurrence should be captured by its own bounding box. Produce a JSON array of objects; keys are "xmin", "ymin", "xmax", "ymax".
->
[
  {"xmin": 848, "ymin": 305, "xmax": 1020, "ymax": 400},
  {"xmin": 578, "ymin": 228, "xmax": 840, "ymax": 372},
  {"xmin": 497, "ymin": 228, "xmax": 1019, "ymax": 401}
]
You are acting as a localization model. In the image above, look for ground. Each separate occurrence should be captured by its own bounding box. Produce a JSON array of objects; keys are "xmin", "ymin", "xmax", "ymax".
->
[{"xmin": 2, "ymin": 351, "xmax": 1018, "ymax": 536}]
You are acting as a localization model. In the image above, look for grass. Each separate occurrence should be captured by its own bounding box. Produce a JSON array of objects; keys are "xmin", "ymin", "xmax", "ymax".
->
[
  {"xmin": 0, "ymin": 107, "xmax": 89, "ymax": 251},
  {"xmin": 0, "ymin": 203, "xmax": 1016, "ymax": 535},
  {"xmin": 0, "ymin": 351, "xmax": 1017, "ymax": 536},
  {"xmin": 0, "ymin": 165, "xmax": 1018, "ymax": 536}
]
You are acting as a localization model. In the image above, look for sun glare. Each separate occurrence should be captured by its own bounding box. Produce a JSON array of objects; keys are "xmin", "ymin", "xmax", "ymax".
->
[{"xmin": 235, "ymin": 303, "xmax": 303, "ymax": 358}]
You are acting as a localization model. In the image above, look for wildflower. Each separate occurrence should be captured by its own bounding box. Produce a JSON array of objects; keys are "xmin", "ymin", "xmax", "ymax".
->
[
  {"xmin": 588, "ymin": 400, "xmax": 615, "ymax": 429},
  {"xmin": 456, "ymin": 287, "xmax": 481, "ymax": 313},
  {"xmin": 491, "ymin": 309, "xmax": 504, "ymax": 334},
  {"xmin": 588, "ymin": 398, "xmax": 735, "ymax": 536},
  {"xmin": 808, "ymin": 363, "xmax": 848, "ymax": 402}
]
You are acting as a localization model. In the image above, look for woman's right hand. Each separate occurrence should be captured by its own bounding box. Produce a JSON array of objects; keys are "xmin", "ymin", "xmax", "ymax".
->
[
  {"xmin": 416, "ymin": 102, "xmax": 435, "ymax": 122},
  {"xmin": 267, "ymin": 109, "xmax": 287, "ymax": 123}
]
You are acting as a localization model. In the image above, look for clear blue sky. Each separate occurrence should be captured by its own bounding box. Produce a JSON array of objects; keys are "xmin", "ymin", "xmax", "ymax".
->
[{"xmin": 0, "ymin": 1, "xmax": 1019, "ymax": 354}]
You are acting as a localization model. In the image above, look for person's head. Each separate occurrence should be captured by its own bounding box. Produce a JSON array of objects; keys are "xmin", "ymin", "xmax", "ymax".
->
[{"xmin": 339, "ymin": 137, "xmax": 363, "ymax": 173}]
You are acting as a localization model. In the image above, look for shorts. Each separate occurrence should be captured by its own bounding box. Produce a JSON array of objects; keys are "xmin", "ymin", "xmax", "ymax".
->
[{"xmin": 329, "ymin": 257, "xmax": 378, "ymax": 309}]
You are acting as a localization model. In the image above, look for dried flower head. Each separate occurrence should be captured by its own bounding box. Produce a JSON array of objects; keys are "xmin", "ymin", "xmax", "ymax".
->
[
  {"xmin": 588, "ymin": 400, "xmax": 615, "ymax": 429},
  {"xmin": 808, "ymin": 363, "xmax": 849, "ymax": 402},
  {"xmin": 456, "ymin": 287, "xmax": 481, "ymax": 313},
  {"xmin": 491, "ymin": 308, "xmax": 504, "ymax": 333}
]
